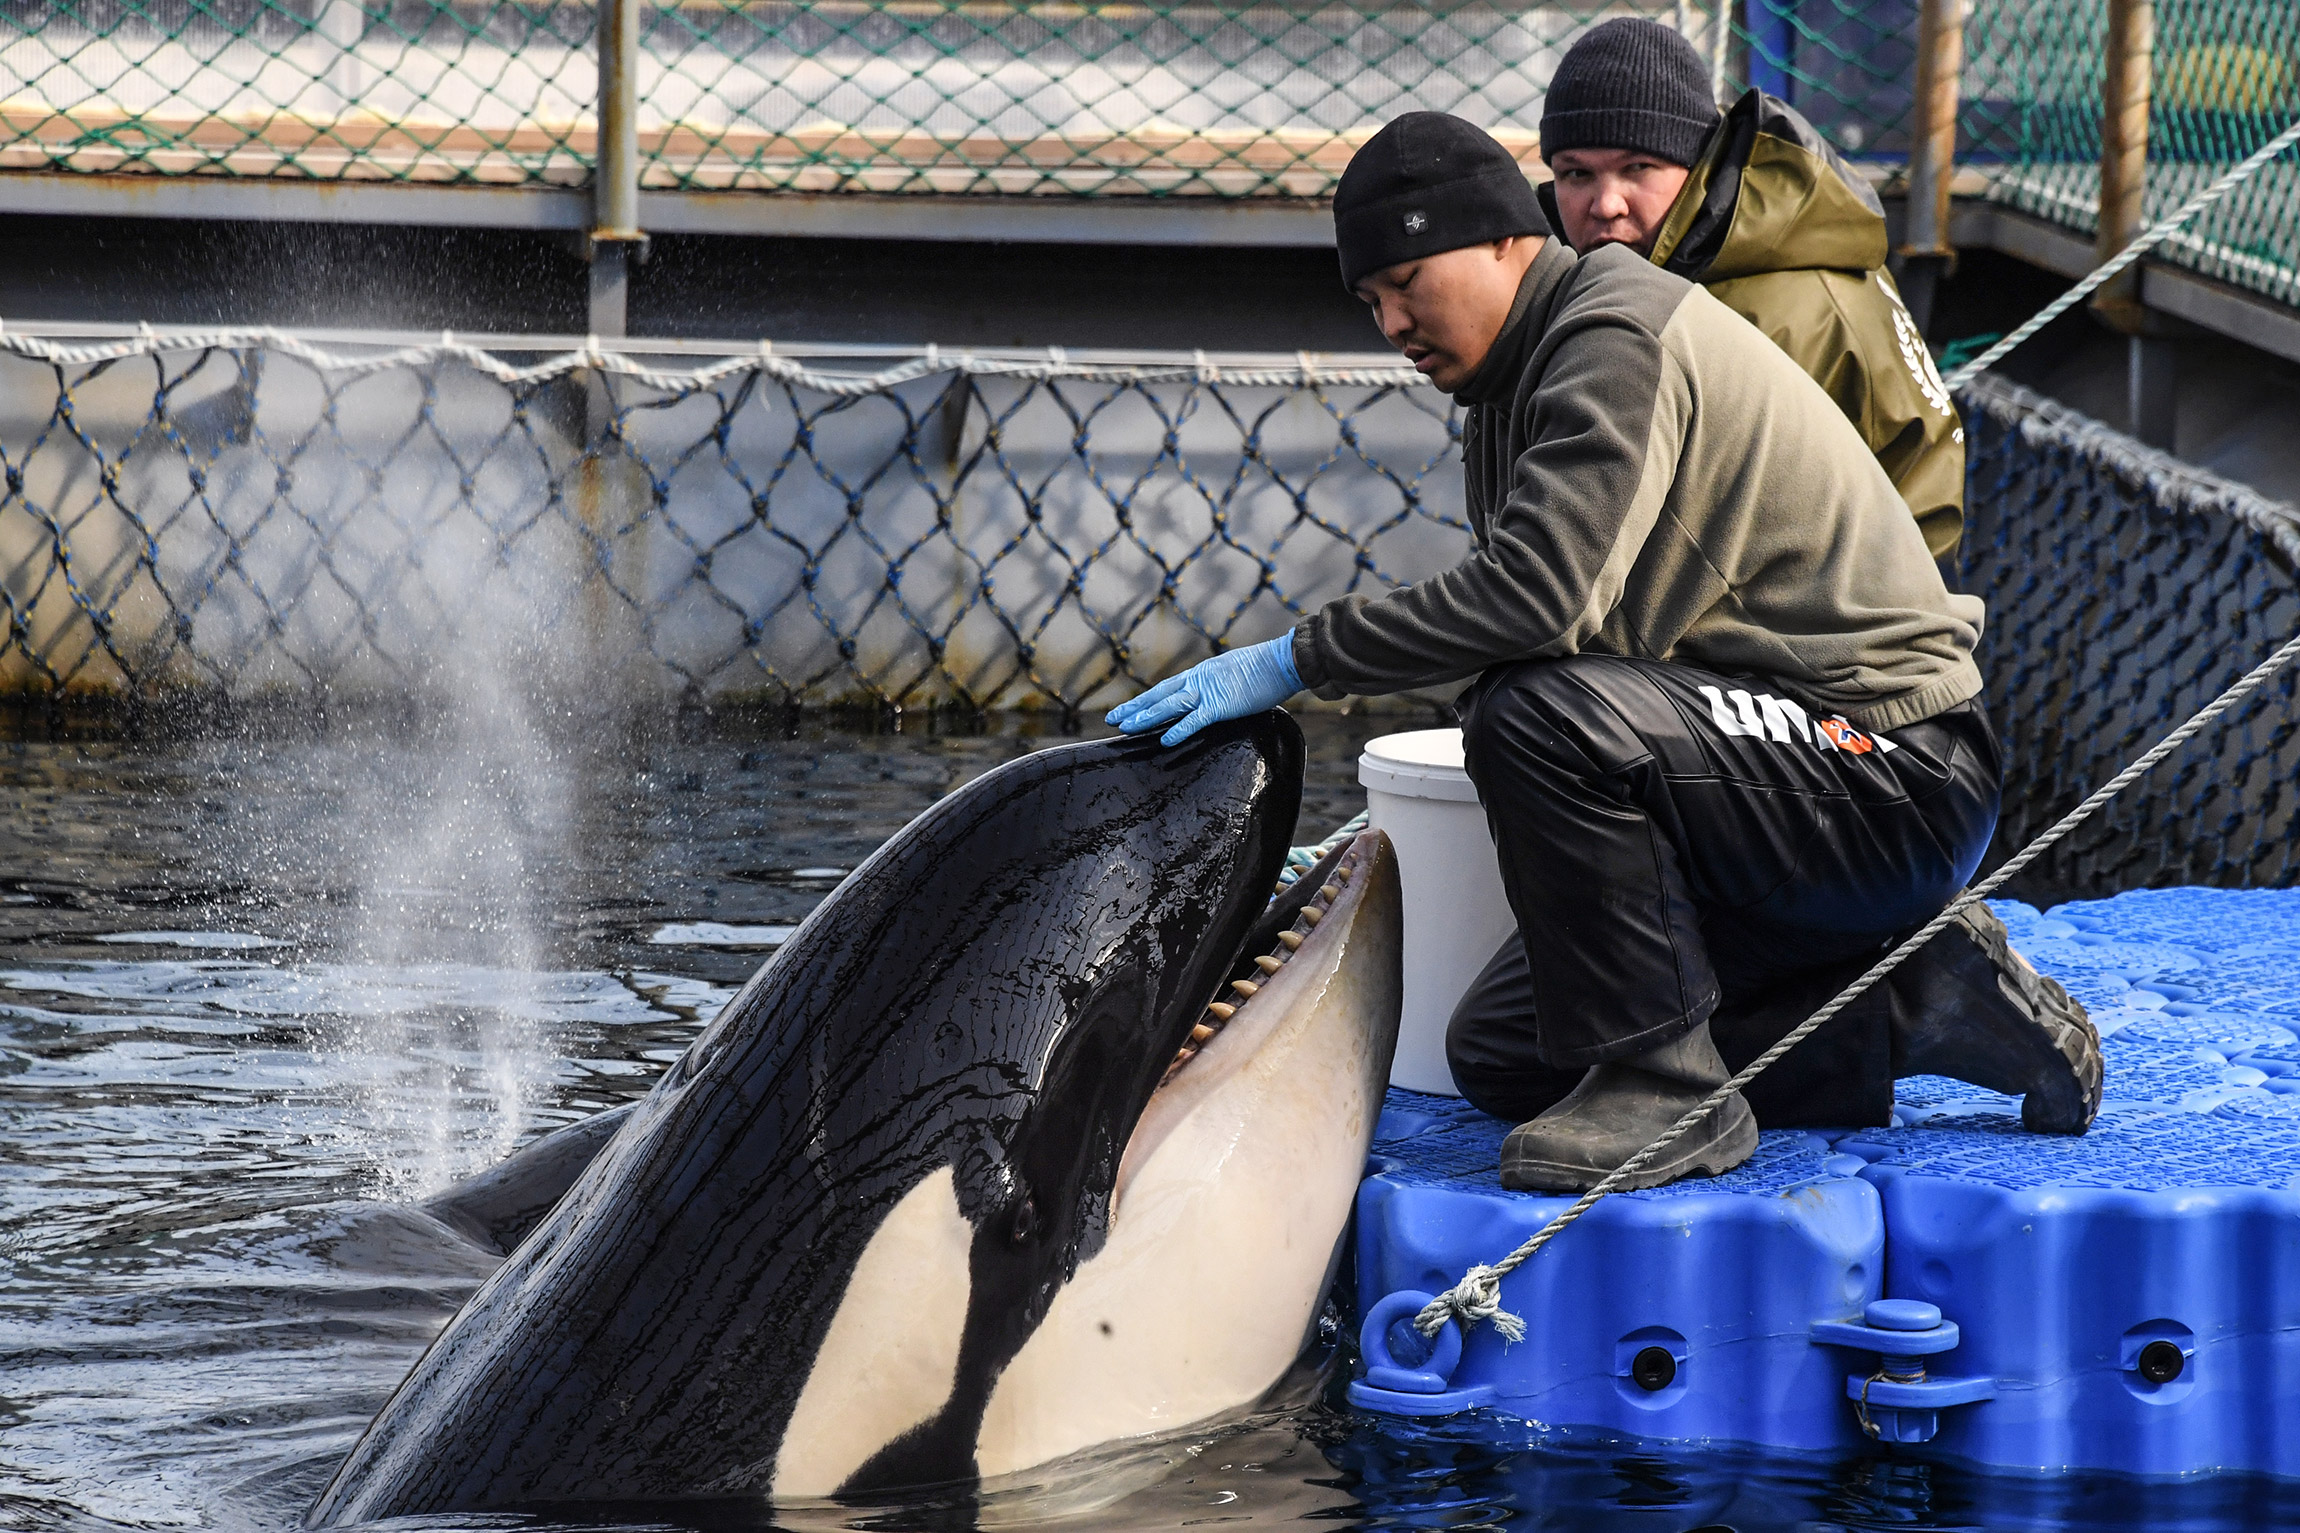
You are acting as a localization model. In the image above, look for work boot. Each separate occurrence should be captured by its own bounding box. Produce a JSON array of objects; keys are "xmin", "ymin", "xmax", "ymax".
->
[
  {"xmin": 1499, "ymin": 1022, "xmax": 1758, "ymax": 1192},
  {"xmin": 1891, "ymin": 900, "xmax": 2103, "ymax": 1134}
]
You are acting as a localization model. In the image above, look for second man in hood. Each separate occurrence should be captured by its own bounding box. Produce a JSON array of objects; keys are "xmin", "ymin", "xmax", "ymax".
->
[{"xmin": 1537, "ymin": 17, "xmax": 1966, "ymax": 559}]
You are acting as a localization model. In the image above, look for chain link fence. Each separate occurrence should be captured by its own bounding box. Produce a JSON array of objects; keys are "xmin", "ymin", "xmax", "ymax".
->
[
  {"xmin": 631, "ymin": 0, "xmax": 1630, "ymax": 197},
  {"xmin": 0, "ymin": 1, "xmax": 597, "ymax": 182},
  {"xmin": 1959, "ymin": 0, "xmax": 2300, "ymax": 310},
  {"xmin": 5, "ymin": 331, "xmax": 2299, "ymax": 892},
  {"xmin": 0, "ymin": 0, "xmax": 1731, "ymax": 198},
  {"xmin": 1, "ymin": 1, "xmax": 2292, "ymax": 304},
  {"xmin": 0, "ymin": 334, "xmax": 1463, "ymax": 711}
]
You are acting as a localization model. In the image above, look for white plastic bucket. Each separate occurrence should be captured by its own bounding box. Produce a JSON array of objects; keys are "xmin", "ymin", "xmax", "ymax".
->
[{"xmin": 1358, "ymin": 728, "xmax": 1515, "ymax": 1096}]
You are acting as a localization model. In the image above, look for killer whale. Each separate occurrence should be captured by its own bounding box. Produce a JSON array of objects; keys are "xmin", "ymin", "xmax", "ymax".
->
[{"xmin": 311, "ymin": 711, "xmax": 1403, "ymax": 1520}]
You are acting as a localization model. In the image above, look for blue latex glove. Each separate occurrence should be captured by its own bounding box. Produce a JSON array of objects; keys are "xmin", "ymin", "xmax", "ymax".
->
[{"xmin": 1105, "ymin": 636, "xmax": 1303, "ymax": 746}]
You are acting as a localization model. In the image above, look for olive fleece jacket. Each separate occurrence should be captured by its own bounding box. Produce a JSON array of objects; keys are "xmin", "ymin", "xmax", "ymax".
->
[
  {"xmin": 1537, "ymin": 91, "xmax": 1966, "ymax": 557},
  {"xmin": 1289, "ymin": 237, "xmax": 1985, "ymax": 732}
]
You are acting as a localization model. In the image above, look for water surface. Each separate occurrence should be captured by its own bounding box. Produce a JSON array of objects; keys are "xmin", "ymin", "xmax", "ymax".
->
[{"xmin": 3, "ymin": 707, "xmax": 2294, "ymax": 1533}]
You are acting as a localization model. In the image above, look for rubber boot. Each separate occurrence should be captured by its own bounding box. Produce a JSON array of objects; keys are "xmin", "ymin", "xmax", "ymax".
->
[
  {"xmin": 1498, "ymin": 1022, "xmax": 1758, "ymax": 1193},
  {"xmin": 1890, "ymin": 900, "xmax": 2104, "ymax": 1134}
]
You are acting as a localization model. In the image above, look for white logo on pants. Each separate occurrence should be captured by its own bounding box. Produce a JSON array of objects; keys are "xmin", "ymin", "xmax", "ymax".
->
[{"xmin": 1697, "ymin": 685, "xmax": 1897, "ymax": 755}]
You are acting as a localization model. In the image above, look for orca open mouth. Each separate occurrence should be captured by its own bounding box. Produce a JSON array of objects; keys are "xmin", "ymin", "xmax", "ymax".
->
[
  {"xmin": 1111, "ymin": 828, "xmax": 1394, "ymax": 1215},
  {"xmin": 1163, "ymin": 835, "xmax": 1368, "ymax": 1087}
]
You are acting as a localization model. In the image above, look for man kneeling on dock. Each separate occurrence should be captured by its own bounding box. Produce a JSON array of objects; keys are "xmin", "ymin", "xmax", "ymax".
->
[{"xmin": 1107, "ymin": 112, "xmax": 2102, "ymax": 1192}]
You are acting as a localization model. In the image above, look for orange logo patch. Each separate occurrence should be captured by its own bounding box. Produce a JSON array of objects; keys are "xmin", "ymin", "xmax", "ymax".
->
[{"xmin": 1816, "ymin": 717, "xmax": 1876, "ymax": 754}]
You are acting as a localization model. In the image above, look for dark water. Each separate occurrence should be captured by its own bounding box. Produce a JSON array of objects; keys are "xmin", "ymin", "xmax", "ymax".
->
[{"xmin": 4, "ymin": 706, "xmax": 2296, "ymax": 1533}]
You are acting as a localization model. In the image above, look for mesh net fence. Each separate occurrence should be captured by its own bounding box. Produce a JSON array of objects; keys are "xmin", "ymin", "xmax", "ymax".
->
[
  {"xmin": 4, "ymin": 331, "xmax": 2298, "ymax": 894},
  {"xmin": 0, "ymin": 1, "xmax": 597, "ymax": 182},
  {"xmin": 1957, "ymin": 370, "xmax": 2300, "ymax": 899},
  {"xmin": 0, "ymin": 335, "xmax": 1465, "ymax": 711},
  {"xmin": 1961, "ymin": 0, "xmax": 2300, "ymax": 309},
  {"xmin": 1739, "ymin": 0, "xmax": 1920, "ymax": 157},
  {"xmin": 0, "ymin": 0, "xmax": 1729, "ymax": 197},
  {"xmin": 1, "ymin": 0, "xmax": 2294, "ymax": 305}
]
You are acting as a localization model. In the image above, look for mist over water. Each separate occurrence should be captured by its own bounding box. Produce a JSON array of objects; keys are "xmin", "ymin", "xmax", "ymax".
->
[{"xmin": 331, "ymin": 663, "xmax": 577, "ymax": 1197}]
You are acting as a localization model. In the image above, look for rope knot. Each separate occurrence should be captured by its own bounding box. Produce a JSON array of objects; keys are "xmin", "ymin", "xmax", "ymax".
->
[{"xmin": 1413, "ymin": 1263, "xmax": 1525, "ymax": 1345}]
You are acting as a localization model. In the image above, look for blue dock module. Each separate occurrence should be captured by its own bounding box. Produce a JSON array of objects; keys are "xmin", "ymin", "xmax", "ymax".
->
[
  {"xmin": 1353, "ymin": 1099, "xmax": 1884, "ymax": 1450},
  {"xmin": 1837, "ymin": 892, "xmax": 2300, "ymax": 1477},
  {"xmin": 1351, "ymin": 891, "xmax": 2300, "ymax": 1475}
]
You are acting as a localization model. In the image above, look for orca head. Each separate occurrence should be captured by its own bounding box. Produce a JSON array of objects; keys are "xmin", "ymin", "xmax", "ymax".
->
[
  {"xmin": 310, "ymin": 710, "xmax": 1314, "ymax": 1522},
  {"xmin": 956, "ymin": 824, "xmax": 1404, "ymax": 1488},
  {"xmin": 771, "ymin": 712, "xmax": 1317, "ymax": 1497}
]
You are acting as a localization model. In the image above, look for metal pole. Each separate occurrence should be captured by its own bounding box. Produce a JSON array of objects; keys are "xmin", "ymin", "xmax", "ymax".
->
[
  {"xmin": 2094, "ymin": 0, "xmax": 2175, "ymax": 446},
  {"xmin": 2092, "ymin": 0, "xmax": 2152, "ymax": 334},
  {"xmin": 581, "ymin": 0, "xmax": 650, "ymax": 697},
  {"xmin": 1895, "ymin": 0, "xmax": 1963, "ymax": 333},
  {"xmin": 1710, "ymin": 0, "xmax": 1729, "ymax": 100},
  {"xmin": 590, "ymin": 0, "xmax": 643, "ymax": 339}
]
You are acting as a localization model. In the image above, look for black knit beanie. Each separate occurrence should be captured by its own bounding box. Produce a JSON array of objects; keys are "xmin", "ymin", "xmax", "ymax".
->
[
  {"xmin": 1333, "ymin": 113, "xmax": 1549, "ymax": 290},
  {"xmin": 1539, "ymin": 18, "xmax": 1721, "ymax": 167}
]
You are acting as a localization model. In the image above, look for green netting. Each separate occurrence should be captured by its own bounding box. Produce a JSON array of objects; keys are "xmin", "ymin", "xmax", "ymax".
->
[
  {"xmin": 0, "ymin": 1, "xmax": 1726, "ymax": 196},
  {"xmin": 0, "ymin": 1, "xmax": 595, "ymax": 180},
  {"xmin": 2139, "ymin": 0, "xmax": 2300, "ymax": 305},
  {"xmin": 1949, "ymin": 0, "xmax": 2300, "ymax": 307},
  {"xmin": 1738, "ymin": 0, "xmax": 1919, "ymax": 155},
  {"xmin": 1739, "ymin": 0, "xmax": 2300, "ymax": 310},
  {"xmin": 0, "ymin": 0, "xmax": 2293, "ymax": 306},
  {"xmin": 1959, "ymin": 0, "xmax": 2300, "ymax": 304},
  {"xmin": 630, "ymin": 0, "xmax": 1720, "ymax": 196}
]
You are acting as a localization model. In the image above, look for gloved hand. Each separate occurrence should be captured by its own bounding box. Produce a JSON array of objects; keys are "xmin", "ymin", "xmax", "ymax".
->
[{"xmin": 1105, "ymin": 636, "xmax": 1303, "ymax": 747}]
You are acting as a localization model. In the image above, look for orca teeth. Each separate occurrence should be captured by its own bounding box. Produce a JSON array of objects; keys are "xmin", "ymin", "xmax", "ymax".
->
[{"xmin": 1159, "ymin": 840, "xmax": 1367, "ymax": 1088}]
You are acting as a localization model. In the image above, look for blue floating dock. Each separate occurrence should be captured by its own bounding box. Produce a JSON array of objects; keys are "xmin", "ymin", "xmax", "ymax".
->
[{"xmin": 1350, "ymin": 888, "xmax": 2300, "ymax": 1477}]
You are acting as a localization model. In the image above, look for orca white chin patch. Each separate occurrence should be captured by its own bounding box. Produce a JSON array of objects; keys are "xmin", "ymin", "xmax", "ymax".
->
[
  {"xmin": 974, "ymin": 832, "xmax": 1402, "ymax": 1478},
  {"xmin": 772, "ymin": 1166, "xmax": 972, "ymax": 1500}
]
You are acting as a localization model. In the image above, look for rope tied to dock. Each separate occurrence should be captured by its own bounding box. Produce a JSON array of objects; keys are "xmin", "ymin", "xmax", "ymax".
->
[{"xmin": 1412, "ymin": 624, "xmax": 2300, "ymax": 1345}]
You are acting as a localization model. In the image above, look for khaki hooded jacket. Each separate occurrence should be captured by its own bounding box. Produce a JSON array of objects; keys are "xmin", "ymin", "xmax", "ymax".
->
[{"xmin": 1543, "ymin": 91, "xmax": 1967, "ymax": 558}]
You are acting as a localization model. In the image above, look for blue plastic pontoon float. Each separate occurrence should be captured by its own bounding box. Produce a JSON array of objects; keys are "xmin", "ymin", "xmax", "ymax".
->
[{"xmin": 1348, "ymin": 888, "xmax": 2300, "ymax": 1477}]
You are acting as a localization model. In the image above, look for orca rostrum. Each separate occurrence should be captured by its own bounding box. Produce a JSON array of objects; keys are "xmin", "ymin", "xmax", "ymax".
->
[{"xmin": 309, "ymin": 710, "xmax": 1403, "ymax": 1521}]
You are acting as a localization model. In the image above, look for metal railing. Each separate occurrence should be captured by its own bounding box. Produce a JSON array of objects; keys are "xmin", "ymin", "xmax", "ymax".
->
[{"xmin": 2, "ymin": 2, "xmax": 2293, "ymax": 313}]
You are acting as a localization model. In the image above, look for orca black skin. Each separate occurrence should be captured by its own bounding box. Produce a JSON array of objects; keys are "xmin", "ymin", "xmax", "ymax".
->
[
  {"xmin": 309, "ymin": 713, "xmax": 1304, "ymax": 1522},
  {"xmin": 421, "ymin": 1102, "xmax": 639, "ymax": 1254}
]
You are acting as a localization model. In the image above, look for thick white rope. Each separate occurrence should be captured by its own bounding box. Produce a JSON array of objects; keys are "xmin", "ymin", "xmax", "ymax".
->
[
  {"xmin": 1943, "ymin": 114, "xmax": 2300, "ymax": 390},
  {"xmin": 0, "ymin": 324, "xmax": 1422, "ymax": 395},
  {"xmin": 1280, "ymin": 810, "xmax": 1371, "ymax": 885},
  {"xmin": 1413, "ymin": 624, "xmax": 2300, "ymax": 1345}
]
